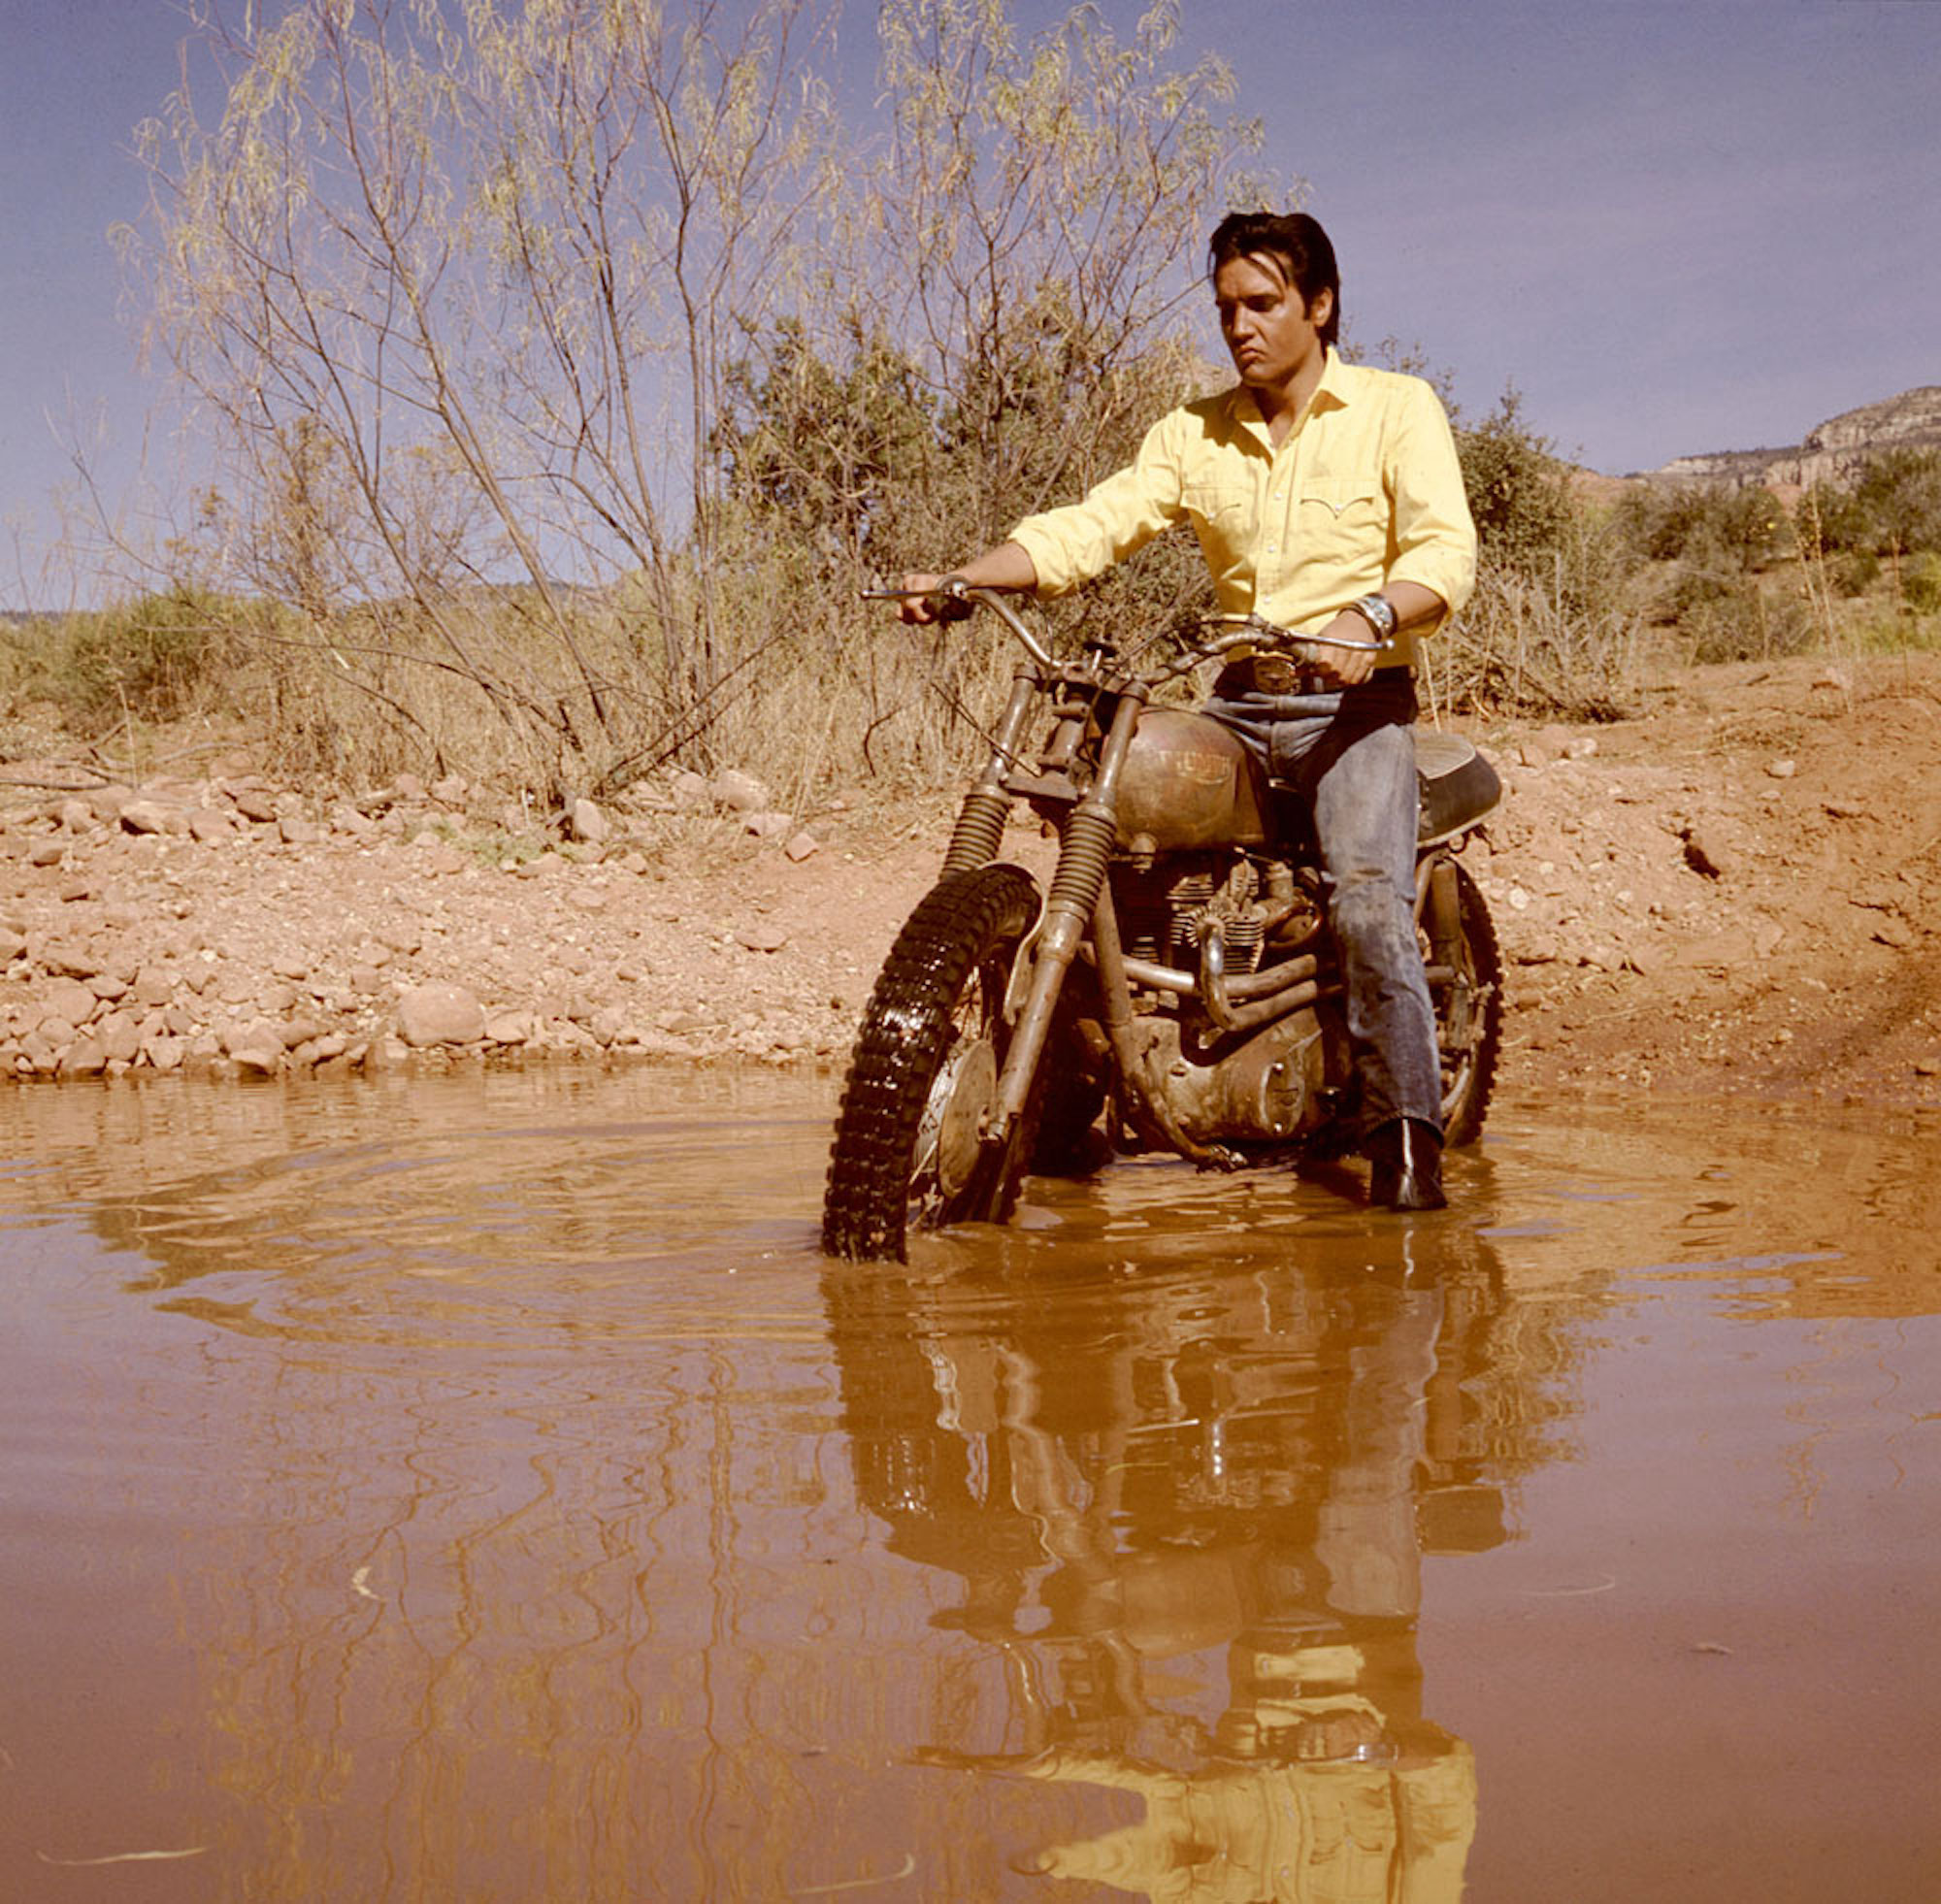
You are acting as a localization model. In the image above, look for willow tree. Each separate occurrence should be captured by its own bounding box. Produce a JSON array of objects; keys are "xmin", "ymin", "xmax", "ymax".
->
[
  {"xmin": 869, "ymin": 0, "xmax": 1267, "ymax": 543},
  {"xmin": 129, "ymin": 0, "xmax": 1273, "ymax": 794},
  {"xmin": 717, "ymin": 0, "xmax": 1274, "ymax": 666},
  {"xmin": 131, "ymin": 0, "xmax": 840, "ymax": 790}
]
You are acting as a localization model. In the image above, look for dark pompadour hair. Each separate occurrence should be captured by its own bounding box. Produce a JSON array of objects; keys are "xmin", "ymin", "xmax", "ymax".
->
[{"xmin": 1207, "ymin": 211, "xmax": 1340, "ymax": 348}]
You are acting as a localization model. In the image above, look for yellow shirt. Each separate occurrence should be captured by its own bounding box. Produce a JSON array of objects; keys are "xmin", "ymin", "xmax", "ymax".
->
[{"xmin": 1008, "ymin": 351, "xmax": 1477, "ymax": 672}]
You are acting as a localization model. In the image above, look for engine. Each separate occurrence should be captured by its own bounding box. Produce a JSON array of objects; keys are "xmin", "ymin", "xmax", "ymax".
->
[
  {"xmin": 1109, "ymin": 852, "xmax": 1341, "ymax": 1146},
  {"xmin": 1123, "ymin": 1005, "xmax": 1333, "ymax": 1145},
  {"xmin": 1112, "ymin": 850, "xmax": 1314, "ymax": 976}
]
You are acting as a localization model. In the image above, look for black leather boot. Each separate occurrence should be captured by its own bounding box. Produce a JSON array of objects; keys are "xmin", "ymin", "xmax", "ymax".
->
[{"xmin": 1367, "ymin": 1118, "xmax": 1447, "ymax": 1211}]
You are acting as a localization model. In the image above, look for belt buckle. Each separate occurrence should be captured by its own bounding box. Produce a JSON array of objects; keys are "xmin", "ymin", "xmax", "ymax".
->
[{"xmin": 1250, "ymin": 652, "xmax": 1305, "ymax": 695}]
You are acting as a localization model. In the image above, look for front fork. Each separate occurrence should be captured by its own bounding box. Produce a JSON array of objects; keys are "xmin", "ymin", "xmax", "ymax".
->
[
  {"xmin": 940, "ymin": 669, "xmax": 1042, "ymax": 880},
  {"xmin": 987, "ymin": 684, "xmax": 1149, "ymax": 1143}
]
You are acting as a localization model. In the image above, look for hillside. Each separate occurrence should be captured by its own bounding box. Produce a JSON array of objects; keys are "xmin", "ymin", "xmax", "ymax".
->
[{"xmin": 1655, "ymin": 383, "xmax": 1941, "ymax": 487}]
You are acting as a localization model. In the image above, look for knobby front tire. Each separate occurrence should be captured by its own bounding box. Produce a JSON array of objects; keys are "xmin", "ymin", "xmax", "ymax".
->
[{"xmin": 822, "ymin": 864, "xmax": 1042, "ymax": 1263}]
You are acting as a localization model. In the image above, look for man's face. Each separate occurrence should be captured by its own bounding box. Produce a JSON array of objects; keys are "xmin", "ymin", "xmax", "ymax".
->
[{"xmin": 1213, "ymin": 251, "xmax": 1332, "ymax": 393}]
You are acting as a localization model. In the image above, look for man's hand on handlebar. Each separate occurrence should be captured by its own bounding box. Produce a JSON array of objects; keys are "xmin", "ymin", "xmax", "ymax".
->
[
  {"xmin": 1298, "ymin": 613, "xmax": 1383, "ymax": 687},
  {"xmin": 894, "ymin": 574, "xmax": 973, "ymax": 626},
  {"xmin": 1208, "ymin": 608, "xmax": 1387, "ymax": 685},
  {"xmin": 888, "ymin": 541, "xmax": 1040, "ymax": 623}
]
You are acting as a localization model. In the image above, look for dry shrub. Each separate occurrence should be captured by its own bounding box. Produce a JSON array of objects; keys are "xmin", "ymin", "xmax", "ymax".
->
[
  {"xmin": 1431, "ymin": 563, "xmax": 1654, "ymax": 724},
  {"xmin": 12, "ymin": 590, "xmax": 246, "ymax": 733},
  {"xmin": 120, "ymin": 0, "xmax": 1264, "ymax": 816},
  {"xmin": 221, "ymin": 574, "xmax": 1028, "ymax": 807}
]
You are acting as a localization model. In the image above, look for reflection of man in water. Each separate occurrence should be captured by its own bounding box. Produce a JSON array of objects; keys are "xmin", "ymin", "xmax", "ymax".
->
[
  {"xmin": 1026, "ymin": 1723, "xmax": 1473, "ymax": 1902},
  {"xmin": 1022, "ymin": 1278, "xmax": 1479, "ymax": 1901},
  {"xmin": 827, "ymin": 1258, "xmax": 1509, "ymax": 1902}
]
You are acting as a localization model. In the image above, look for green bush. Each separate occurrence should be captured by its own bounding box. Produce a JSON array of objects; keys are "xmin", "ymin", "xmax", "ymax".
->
[
  {"xmin": 49, "ymin": 590, "xmax": 243, "ymax": 726},
  {"xmin": 1667, "ymin": 548, "xmax": 1742, "ymax": 618},
  {"xmin": 1855, "ymin": 448, "xmax": 1941, "ymax": 560},
  {"xmin": 1682, "ymin": 581, "xmax": 1812, "ymax": 665},
  {"xmin": 1797, "ymin": 481, "xmax": 1871, "ymax": 557},
  {"xmin": 1832, "ymin": 549, "xmax": 1880, "ymax": 597},
  {"xmin": 1622, "ymin": 483, "xmax": 1786, "ymax": 570},
  {"xmin": 1455, "ymin": 389, "xmax": 1573, "ymax": 580}
]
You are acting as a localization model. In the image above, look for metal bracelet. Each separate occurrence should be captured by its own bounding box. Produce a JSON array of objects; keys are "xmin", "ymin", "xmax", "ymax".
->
[{"xmin": 1348, "ymin": 593, "xmax": 1398, "ymax": 643}]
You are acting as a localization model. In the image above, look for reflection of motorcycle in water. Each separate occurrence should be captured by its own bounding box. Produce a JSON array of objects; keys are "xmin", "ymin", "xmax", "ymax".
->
[{"xmin": 822, "ymin": 1239, "xmax": 1525, "ymax": 1901}]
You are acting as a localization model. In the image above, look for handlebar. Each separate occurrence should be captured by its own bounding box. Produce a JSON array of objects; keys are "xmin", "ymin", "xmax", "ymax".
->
[
  {"xmin": 1203, "ymin": 610, "xmax": 1392, "ymax": 655},
  {"xmin": 864, "ymin": 586, "xmax": 1392, "ymax": 680},
  {"xmin": 861, "ymin": 581, "xmax": 1057, "ymax": 668}
]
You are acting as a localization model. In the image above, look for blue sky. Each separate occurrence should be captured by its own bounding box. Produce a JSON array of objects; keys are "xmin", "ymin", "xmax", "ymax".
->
[
  {"xmin": 2, "ymin": 0, "xmax": 1936, "ymax": 608},
  {"xmin": 1210, "ymin": 1, "xmax": 1940, "ymax": 465}
]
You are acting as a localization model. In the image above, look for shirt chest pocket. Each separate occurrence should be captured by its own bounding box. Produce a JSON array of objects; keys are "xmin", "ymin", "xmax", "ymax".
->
[
  {"xmin": 1182, "ymin": 482, "xmax": 1258, "ymax": 573},
  {"xmin": 1297, "ymin": 477, "xmax": 1383, "ymax": 561},
  {"xmin": 1183, "ymin": 482, "xmax": 1254, "ymax": 530}
]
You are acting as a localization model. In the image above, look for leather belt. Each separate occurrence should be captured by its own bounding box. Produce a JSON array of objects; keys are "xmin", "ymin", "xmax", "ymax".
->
[{"xmin": 1220, "ymin": 655, "xmax": 1414, "ymax": 696}]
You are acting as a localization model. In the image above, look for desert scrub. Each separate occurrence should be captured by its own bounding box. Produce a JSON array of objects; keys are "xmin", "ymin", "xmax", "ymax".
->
[{"xmin": 14, "ymin": 589, "xmax": 246, "ymax": 730}]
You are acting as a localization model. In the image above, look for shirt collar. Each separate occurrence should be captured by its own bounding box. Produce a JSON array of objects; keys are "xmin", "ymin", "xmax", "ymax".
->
[
  {"xmin": 1222, "ymin": 347, "xmax": 1352, "ymax": 445},
  {"xmin": 1310, "ymin": 347, "xmax": 1353, "ymax": 412}
]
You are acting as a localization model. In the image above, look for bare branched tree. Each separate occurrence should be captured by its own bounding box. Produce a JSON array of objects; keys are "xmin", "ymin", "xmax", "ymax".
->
[
  {"xmin": 128, "ymin": 0, "xmax": 840, "ymax": 792},
  {"xmin": 870, "ymin": 0, "xmax": 1267, "ymax": 532},
  {"xmin": 119, "ymin": 0, "xmax": 1274, "ymax": 796}
]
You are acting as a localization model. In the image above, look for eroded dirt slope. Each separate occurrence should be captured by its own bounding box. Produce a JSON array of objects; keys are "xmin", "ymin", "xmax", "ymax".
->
[
  {"xmin": 0, "ymin": 652, "xmax": 1935, "ymax": 1108},
  {"xmin": 1476, "ymin": 653, "xmax": 1941, "ymax": 1106}
]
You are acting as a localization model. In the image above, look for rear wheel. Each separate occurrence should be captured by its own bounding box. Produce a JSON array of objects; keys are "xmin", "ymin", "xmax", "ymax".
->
[
  {"xmin": 1427, "ymin": 858, "xmax": 1502, "ymax": 1146},
  {"xmin": 822, "ymin": 864, "xmax": 1042, "ymax": 1262}
]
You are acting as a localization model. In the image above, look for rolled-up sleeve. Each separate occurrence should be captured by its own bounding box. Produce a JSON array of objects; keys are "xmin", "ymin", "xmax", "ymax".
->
[
  {"xmin": 1385, "ymin": 382, "xmax": 1477, "ymax": 622},
  {"xmin": 1009, "ymin": 412, "xmax": 1189, "ymax": 596}
]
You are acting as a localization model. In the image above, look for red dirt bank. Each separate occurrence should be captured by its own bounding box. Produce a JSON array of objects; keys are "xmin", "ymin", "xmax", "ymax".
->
[{"xmin": 1, "ymin": 653, "xmax": 1936, "ymax": 1110}]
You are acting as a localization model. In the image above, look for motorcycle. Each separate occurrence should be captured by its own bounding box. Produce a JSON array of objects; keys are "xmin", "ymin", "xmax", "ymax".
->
[{"xmin": 821, "ymin": 582, "xmax": 1504, "ymax": 1262}]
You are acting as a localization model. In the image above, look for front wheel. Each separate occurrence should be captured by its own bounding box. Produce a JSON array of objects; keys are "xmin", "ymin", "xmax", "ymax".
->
[
  {"xmin": 1427, "ymin": 858, "xmax": 1503, "ymax": 1147},
  {"xmin": 822, "ymin": 864, "xmax": 1042, "ymax": 1262}
]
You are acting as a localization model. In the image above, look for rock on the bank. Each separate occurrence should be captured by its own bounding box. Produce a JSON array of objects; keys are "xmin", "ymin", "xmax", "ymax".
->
[
  {"xmin": 119, "ymin": 800, "xmax": 183, "ymax": 837},
  {"xmin": 223, "ymin": 1019, "xmax": 287, "ymax": 1074},
  {"xmin": 396, "ymin": 981, "xmax": 487, "ymax": 1047},
  {"xmin": 711, "ymin": 770, "xmax": 772, "ymax": 813}
]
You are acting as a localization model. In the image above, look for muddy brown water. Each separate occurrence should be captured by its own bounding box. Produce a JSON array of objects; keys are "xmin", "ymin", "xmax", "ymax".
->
[{"xmin": 0, "ymin": 1069, "xmax": 1935, "ymax": 1903}]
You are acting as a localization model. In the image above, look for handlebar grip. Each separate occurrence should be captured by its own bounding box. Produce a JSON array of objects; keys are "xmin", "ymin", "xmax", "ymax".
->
[{"xmin": 859, "ymin": 578, "xmax": 978, "ymax": 622}]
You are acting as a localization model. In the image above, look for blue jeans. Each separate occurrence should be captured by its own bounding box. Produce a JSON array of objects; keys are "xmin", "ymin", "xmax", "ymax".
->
[{"xmin": 1202, "ymin": 673, "xmax": 1440, "ymax": 1135}]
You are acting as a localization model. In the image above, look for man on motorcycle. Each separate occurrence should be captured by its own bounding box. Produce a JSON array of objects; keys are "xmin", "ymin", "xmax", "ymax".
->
[{"xmin": 899, "ymin": 211, "xmax": 1477, "ymax": 1210}]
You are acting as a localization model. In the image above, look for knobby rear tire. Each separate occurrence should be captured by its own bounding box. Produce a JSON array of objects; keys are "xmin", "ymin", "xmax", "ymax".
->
[
  {"xmin": 822, "ymin": 864, "xmax": 1042, "ymax": 1262},
  {"xmin": 1434, "ymin": 859, "xmax": 1503, "ymax": 1147}
]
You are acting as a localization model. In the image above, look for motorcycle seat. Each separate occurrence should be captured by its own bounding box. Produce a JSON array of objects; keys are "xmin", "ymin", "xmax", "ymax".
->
[{"xmin": 1415, "ymin": 731, "xmax": 1501, "ymax": 844}]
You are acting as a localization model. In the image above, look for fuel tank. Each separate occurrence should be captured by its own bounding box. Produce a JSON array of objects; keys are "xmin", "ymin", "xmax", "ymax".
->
[{"xmin": 1113, "ymin": 708, "xmax": 1268, "ymax": 850}]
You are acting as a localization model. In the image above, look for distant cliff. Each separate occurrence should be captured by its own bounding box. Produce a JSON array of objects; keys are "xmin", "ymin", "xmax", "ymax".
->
[{"xmin": 1655, "ymin": 385, "xmax": 1941, "ymax": 488}]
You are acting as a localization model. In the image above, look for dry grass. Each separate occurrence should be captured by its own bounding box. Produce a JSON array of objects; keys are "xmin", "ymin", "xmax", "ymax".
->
[{"xmin": 7, "ymin": 543, "xmax": 1933, "ymax": 805}]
